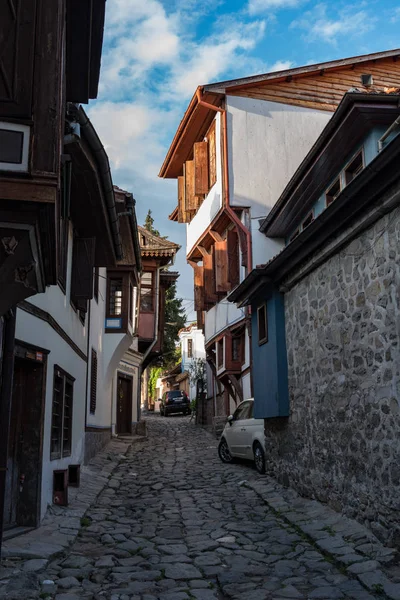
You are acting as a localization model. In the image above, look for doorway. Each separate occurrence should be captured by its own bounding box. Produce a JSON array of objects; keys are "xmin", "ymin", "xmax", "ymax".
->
[
  {"xmin": 116, "ymin": 374, "xmax": 132, "ymax": 435},
  {"xmin": 3, "ymin": 346, "xmax": 46, "ymax": 529}
]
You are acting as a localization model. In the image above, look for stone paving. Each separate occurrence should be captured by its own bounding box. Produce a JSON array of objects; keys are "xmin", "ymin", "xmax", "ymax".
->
[{"xmin": 1, "ymin": 415, "xmax": 400, "ymax": 600}]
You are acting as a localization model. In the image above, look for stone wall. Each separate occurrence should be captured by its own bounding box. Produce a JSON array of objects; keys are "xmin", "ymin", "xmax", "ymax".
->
[
  {"xmin": 264, "ymin": 209, "xmax": 400, "ymax": 547},
  {"xmin": 84, "ymin": 429, "xmax": 112, "ymax": 464}
]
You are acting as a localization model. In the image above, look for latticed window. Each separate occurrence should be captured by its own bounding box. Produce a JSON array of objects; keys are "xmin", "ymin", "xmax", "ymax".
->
[
  {"xmin": 51, "ymin": 367, "xmax": 74, "ymax": 460},
  {"xmin": 187, "ymin": 339, "xmax": 193, "ymax": 358},
  {"xmin": 140, "ymin": 271, "xmax": 154, "ymax": 312},
  {"xmin": 90, "ymin": 349, "xmax": 97, "ymax": 415},
  {"xmin": 109, "ymin": 279, "xmax": 123, "ymax": 315}
]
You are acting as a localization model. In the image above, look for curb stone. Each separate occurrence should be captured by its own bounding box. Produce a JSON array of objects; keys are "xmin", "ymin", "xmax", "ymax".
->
[{"xmin": 246, "ymin": 478, "xmax": 400, "ymax": 600}]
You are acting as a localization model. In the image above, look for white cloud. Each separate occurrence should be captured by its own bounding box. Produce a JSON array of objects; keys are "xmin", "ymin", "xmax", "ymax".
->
[
  {"xmin": 249, "ymin": 0, "xmax": 305, "ymax": 15},
  {"xmin": 291, "ymin": 4, "xmax": 375, "ymax": 44},
  {"xmin": 268, "ymin": 59, "xmax": 295, "ymax": 72},
  {"xmin": 390, "ymin": 7, "xmax": 400, "ymax": 22},
  {"xmin": 89, "ymin": 0, "xmax": 268, "ymax": 304}
]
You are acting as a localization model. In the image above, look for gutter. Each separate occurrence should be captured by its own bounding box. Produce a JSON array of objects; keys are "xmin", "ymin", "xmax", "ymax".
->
[
  {"xmin": 378, "ymin": 115, "xmax": 400, "ymax": 151},
  {"xmin": 78, "ymin": 107, "xmax": 123, "ymax": 261},
  {"xmin": 124, "ymin": 192, "xmax": 142, "ymax": 275}
]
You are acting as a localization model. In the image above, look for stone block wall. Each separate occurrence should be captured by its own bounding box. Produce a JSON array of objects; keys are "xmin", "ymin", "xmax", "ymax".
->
[
  {"xmin": 84, "ymin": 429, "xmax": 112, "ymax": 464},
  {"xmin": 264, "ymin": 209, "xmax": 400, "ymax": 546}
]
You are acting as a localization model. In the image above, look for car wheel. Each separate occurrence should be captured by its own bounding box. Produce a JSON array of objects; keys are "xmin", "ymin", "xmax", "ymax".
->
[
  {"xmin": 164, "ymin": 410, "xmax": 169, "ymax": 417},
  {"xmin": 253, "ymin": 442, "xmax": 266, "ymax": 474},
  {"xmin": 218, "ymin": 438, "xmax": 234, "ymax": 464}
]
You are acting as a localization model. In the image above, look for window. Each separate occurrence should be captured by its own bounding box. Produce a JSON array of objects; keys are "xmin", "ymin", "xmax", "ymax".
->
[
  {"xmin": 326, "ymin": 177, "xmax": 341, "ymax": 207},
  {"xmin": 289, "ymin": 228, "xmax": 300, "ymax": 243},
  {"xmin": 140, "ymin": 271, "xmax": 154, "ymax": 312},
  {"xmin": 187, "ymin": 339, "xmax": 193, "ymax": 358},
  {"xmin": 232, "ymin": 335, "xmax": 243, "ymax": 363},
  {"xmin": 301, "ymin": 211, "xmax": 314, "ymax": 230},
  {"xmin": 233, "ymin": 400, "xmax": 252, "ymax": 421},
  {"xmin": 109, "ymin": 279, "xmax": 123, "ymax": 315},
  {"xmin": 257, "ymin": 304, "xmax": 268, "ymax": 345},
  {"xmin": 227, "ymin": 229, "xmax": 240, "ymax": 287},
  {"xmin": 345, "ymin": 150, "xmax": 364, "ymax": 185},
  {"xmin": 51, "ymin": 367, "xmax": 74, "ymax": 460},
  {"xmin": 90, "ymin": 349, "xmax": 97, "ymax": 415},
  {"xmin": 217, "ymin": 338, "xmax": 224, "ymax": 369},
  {"xmin": 129, "ymin": 282, "xmax": 134, "ymax": 324}
]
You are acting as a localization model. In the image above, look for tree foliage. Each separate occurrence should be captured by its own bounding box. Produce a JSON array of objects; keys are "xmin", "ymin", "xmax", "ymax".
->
[
  {"xmin": 163, "ymin": 281, "xmax": 186, "ymax": 369},
  {"xmin": 188, "ymin": 358, "xmax": 207, "ymax": 396},
  {"xmin": 148, "ymin": 366, "xmax": 163, "ymax": 400},
  {"xmin": 144, "ymin": 209, "xmax": 160, "ymax": 237}
]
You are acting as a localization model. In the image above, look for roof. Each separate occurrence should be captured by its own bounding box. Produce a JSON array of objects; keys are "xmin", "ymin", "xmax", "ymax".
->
[
  {"xmin": 178, "ymin": 322, "xmax": 198, "ymax": 336},
  {"xmin": 260, "ymin": 90, "xmax": 400, "ymax": 236},
  {"xmin": 159, "ymin": 49, "xmax": 400, "ymax": 179},
  {"xmin": 138, "ymin": 226, "xmax": 180, "ymax": 257},
  {"xmin": 204, "ymin": 49, "xmax": 400, "ymax": 94}
]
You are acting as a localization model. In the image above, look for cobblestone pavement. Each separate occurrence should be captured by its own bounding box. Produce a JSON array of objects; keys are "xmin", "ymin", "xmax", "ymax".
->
[{"xmin": 2, "ymin": 415, "xmax": 399, "ymax": 599}]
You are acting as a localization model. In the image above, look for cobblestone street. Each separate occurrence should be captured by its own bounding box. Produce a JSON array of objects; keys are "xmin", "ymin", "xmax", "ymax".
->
[{"xmin": 2, "ymin": 415, "xmax": 399, "ymax": 600}]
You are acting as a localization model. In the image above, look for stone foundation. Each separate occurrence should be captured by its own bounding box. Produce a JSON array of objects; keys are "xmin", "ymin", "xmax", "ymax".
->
[
  {"xmin": 265, "ymin": 209, "xmax": 400, "ymax": 547},
  {"xmin": 84, "ymin": 429, "xmax": 112, "ymax": 464}
]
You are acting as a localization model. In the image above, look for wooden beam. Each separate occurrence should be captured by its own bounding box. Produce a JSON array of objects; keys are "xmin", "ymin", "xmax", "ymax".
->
[{"xmin": 209, "ymin": 230, "xmax": 224, "ymax": 242}]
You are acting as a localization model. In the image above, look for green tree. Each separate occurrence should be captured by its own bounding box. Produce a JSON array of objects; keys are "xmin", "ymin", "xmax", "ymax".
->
[
  {"xmin": 144, "ymin": 209, "xmax": 160, "ymax": 236},
  {"xmin": 148, "ymin": 366, "xmax": 163, "ymax": 400},
  {"xmin": 163, "ymin": 281, "xmax": 186, "ymax": 369}
]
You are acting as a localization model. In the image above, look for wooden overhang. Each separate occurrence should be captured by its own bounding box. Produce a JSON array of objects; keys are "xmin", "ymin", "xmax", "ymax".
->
[
  {"xmin": 66, "ymin": 0, "xmax": 106, "ymax": 103},
  {"xmin": 187, "ymin": 208, "xmax": 233, "ymax": 261},
  {"xmin": 160, "ymin": 49, "xmax": 400, "ymax": 182},
  {"xmin": 261, "ymin": 92, "xmax": 400, "ymax": 238},
  {"xmin": 114, "ymin": 186, "xmax": 142, "ymax": 281},
  {"xmin": 67, "ymin": 108, "xmax": 121, "ymax": 267},
  {"xmin": 228, "ymin": 96, "xmax": 400, "ymax": 307},
  {"xmin": 138, "ymin": 226, "xmax": 181, "ymax": 266},
  {"xmin": 159, "ymin": 87, "xmax": 223, "ymax": 179}
]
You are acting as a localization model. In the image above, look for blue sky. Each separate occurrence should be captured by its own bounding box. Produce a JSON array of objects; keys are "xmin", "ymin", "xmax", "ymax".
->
[{"xmin": 88, "ymin": 0, "xmax": 400, "ymax": 321}]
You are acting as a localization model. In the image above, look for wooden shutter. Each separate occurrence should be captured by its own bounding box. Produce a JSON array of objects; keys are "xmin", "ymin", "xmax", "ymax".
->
[
  {"xmin": 203, "ymin": 250, "xmax": 218, "ymax": 304},
  {"xmin": 208, "ymin": 121, "xmax": 217, "ymax": 188},
  {"xmin": 0, "ymin": 0, "xmax": 37, "ymax": 117},
  {"xmin": 177, "ymin": 175, "xmax": 188, "ymax": 223},
  {"xmin": 90, "ymin": 349, "xmax": 97, "ymax": 414},
  {"xmin": 215, "ymin": 240, "xmax": 230, "ymax": 293},
  {"xmin": 194, "ymin": 141, "xmax": 209, "ymax": 195},
  {"xmin": 184, "ymin": 160, "xmax": 196, "ymax": 211},
  {"xmin": 194, "ymin": 264, "xmax": 205, "ymax": 311},
  {"xmin": 71, "ymin": 237, "xmax": 96, "ymax": 300},
  {"xmin": 227, "ymin": 230, "xmax": 240, "ymax": 288}
]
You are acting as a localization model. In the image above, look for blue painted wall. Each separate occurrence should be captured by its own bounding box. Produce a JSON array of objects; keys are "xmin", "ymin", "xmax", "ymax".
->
[{"xmin": 251, "ymin": 288, "xmax": 289, "ymax": 419}]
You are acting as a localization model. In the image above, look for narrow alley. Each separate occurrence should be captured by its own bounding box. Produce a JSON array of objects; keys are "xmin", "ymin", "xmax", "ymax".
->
[{"xmin": 3, "ymin": 416, "xmax": 393, "ymax": 600}]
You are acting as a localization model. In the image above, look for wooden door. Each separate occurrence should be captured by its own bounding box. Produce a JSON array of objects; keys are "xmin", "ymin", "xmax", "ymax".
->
[
  {"xmin": 116, "ymin": 375, "xmax": 132, "ymax": 435},
  {"xmin": 4, "ymin": 356, "xmax": 45, "ymax": 529}
]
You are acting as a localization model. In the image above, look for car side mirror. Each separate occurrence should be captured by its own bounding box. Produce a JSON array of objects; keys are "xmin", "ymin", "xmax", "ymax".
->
[{"xmin": 227, "ymin": 415, "xmax": 234, "ymax": 426}]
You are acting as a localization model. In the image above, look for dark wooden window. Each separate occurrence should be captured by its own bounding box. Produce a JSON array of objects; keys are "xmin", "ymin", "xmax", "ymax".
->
[
  {"xmin": 109, "ymin": 279, "xmax": 123, "ymax": 315},
  {"xmin": 217, "ymin": 338, "xmax": 224, "ymax": 369},
  {"xmin": 227, "ymin": 229, "xmax": 240, "ymax": 288},
  {"xmin": 257, "ymin": 304, "xmax": 268, "ymax": 345},
  {"xmin": 94, "ymin": 267, "xmax": 99, "ymax": 302},
  {"xmin": 345, "ymin": 150, "xmax": 364, "ymax": 185},
  {"xmin": 187, "ymin": 339, "xmax": 193, "ymax": 358},
  {"xmin": 51, "ymin": 367, "xmax": 74, "ymax": 460},
  {"xmin": 70, "ymin": 237, "xmax": 95, "ymax": 306},
  {"xmin": 129, "ymin": 282, "xmax": 134, "ymax": 324},
  {"xmin": 140, "ymin": 271, "xmax": 154, "ymax": 312},
  {"xmin": 326, "ymin": 177, "xmax": 341, "ymax": 207},
  {"xmin": 90, "ymin": 349, "xmax": 97, "ymax": 415},
  {"xmin": 232, "ymin": 335, "xmax": 244, "ymax": 364},
  {"xmin": 301, "ymin": 211, "xmax": 314, "ymax": 230}
]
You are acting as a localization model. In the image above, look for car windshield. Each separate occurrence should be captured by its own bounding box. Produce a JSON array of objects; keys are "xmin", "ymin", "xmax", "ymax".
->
[
  {"xmin": 168, "ymin": 391, "xmax": 185, "ymax": 398},
  {"xmin": 233, "ymin": 401, "xmax": 253, "ymax": 420}
]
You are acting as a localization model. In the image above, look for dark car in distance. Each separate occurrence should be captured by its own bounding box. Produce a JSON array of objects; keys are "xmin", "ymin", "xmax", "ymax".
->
[{"xmin": 160, "ymin": 390, "xmax": 191, "ymax": 417}]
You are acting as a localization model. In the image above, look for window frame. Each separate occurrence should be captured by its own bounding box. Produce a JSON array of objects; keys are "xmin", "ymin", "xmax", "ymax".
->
[
  {"xmin": 217, "ymin": 337, "xmax": 224, "ymax": 369},
  {"xmin": 325, "ymin": 176, "xmax": 342, "ymax": 207},
  {"xmin": 50, "ymin": 366, "xmax": 75, "ymax": 461},
  {"xmin": 301, "ymin": 211, "xmax": 314, "ymax": 231},
  {"xmin": 187, "ymin": 338, "xmax": 193, "ymax": 358},
  {"xmin": 344, "ymin": 148, "xmax": 364, "ymax": 186},
  {"xmin": 90, "ymin": 349, "xmax": 97, "ymax": 415},
  {"xmin": 257, "ymin": 304, "xmax": 268, "ymax": 346},
  {"xmin": 108, "ymin": 277, "xmax": 123, "ymax": 317},
  {"xmin": 140, "ymin": 270, "xmax": 155, "ymax": 313}
]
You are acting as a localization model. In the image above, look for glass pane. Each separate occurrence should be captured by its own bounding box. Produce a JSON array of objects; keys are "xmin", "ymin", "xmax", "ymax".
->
[
  {"xmin": 141, "ymin": 272, "xmax": 153, "ymax": 285},
  {"xmin": 110, "ymin": 279, "xmax": 123, "ymax": 315},
  {"xmin": 51, "ymin": 374, "xmax": 63, "ymax": 457},
  {"xmin": 140, "ymin": 287, "xmax": 153, "ymax": 311},
  {"xmin": 62, "ymin": 379, "xmax": 73, "ymax": 457}
]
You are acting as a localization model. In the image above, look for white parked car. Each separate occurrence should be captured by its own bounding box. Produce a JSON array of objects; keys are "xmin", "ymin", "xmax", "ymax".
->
[{"xmin": 218, "ymin": 398, "xmax": 266, "ymax": 474}]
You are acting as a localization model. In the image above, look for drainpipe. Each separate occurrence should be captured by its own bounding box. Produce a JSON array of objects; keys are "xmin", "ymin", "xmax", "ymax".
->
[
  {"xmin": 378, "ymin": 116, "xmax": 400, "ymax": 152},
  {"xmin": 196, "ymin": 89, "xmax": 252, "ymax": 271},
  {"xmin": 140, "ymin": 265, "xmax": 163, "ymax": 408}
]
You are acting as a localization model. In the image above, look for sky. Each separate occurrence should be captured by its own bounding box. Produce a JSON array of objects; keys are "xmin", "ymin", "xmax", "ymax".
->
[{"xmin": 88, "ymin": 0, "xmax": 400, "ymax": 322}]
